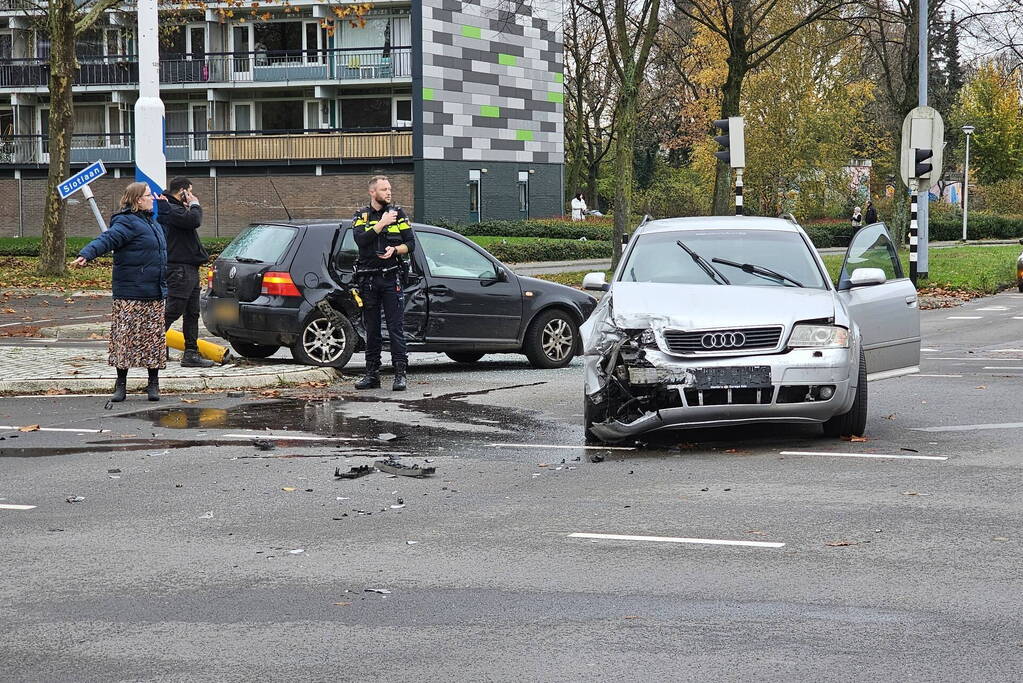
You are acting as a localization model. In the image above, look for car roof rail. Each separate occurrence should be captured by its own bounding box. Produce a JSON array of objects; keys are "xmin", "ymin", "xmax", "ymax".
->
[{"xmin": 778, "ymin": 212, "xmax": 799, "ymax": 226}]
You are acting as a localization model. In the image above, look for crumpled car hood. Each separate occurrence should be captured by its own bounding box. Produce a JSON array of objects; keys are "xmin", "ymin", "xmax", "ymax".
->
[{"xmin": 607, "ymin": 282, "xmax": 837, "ymax": 329}]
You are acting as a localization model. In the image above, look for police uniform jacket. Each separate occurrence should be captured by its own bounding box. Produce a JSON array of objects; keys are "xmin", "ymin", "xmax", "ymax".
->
[{"xmin": 352, "ymin": 205, "xmax": 415, "ymax": 270}]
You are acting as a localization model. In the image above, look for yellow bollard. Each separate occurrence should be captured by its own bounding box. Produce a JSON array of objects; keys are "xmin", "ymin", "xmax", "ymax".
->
[{"xmin": 165, "ymin": 329, "xmax": 231, "ymax": 364}]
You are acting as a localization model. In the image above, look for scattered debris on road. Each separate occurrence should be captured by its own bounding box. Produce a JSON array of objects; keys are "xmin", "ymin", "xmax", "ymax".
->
[
  {"xmin": 334, "ymin": 465, "xmax": 374, "ymax": 479},
  {"xmin": 375, "ymin": 459, "xmax": 436, "ymax": 478},
  {"xmin": 253, "ymin": 439, "xmax": 276, "ymax": 451},
  {"xmin": 365, "ymin": 588, "xmax": 391, "ymax": 595},
  {"xmin": 65, "ymin": 496, "xmax": 85, "ymax": 503}
]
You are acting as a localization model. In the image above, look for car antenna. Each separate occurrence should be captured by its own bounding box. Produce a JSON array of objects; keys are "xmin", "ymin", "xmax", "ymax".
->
[
  {"xmin": 266, "ymin": 175, "xmax": 293, "ymax": 221},
  {"xmin": 778, "ymin": 212, "xmax": 799, "ymax": 226}
]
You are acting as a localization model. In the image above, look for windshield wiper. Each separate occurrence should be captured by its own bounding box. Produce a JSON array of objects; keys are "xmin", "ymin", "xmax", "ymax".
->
[
  {"xmin": 711, "ymin": 257, "xmax": 804, "ymax": 287},
  {"xmin": 234, "ymin": 257, "xmax": 264, "ymax": 264},
  {"xmin": 676, "ymin": 240, "xmax": 730, "ymax": 285}
]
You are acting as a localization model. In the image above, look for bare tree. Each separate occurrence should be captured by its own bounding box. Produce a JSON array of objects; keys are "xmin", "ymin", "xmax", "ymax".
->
[{"xmin": 577, "ymin": 0, "xmax": 662, "ymax": 266}]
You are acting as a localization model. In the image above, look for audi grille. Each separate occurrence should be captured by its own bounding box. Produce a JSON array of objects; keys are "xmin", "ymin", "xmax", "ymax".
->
[{"xmin": 662, "ymin": 326, "xmax": 784, "ymax": 355}]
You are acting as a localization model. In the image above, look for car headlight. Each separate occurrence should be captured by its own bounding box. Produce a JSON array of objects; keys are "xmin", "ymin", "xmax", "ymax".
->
[
  {"xmin": 789, "ymin": 324, "xmax": 849, "ymax": 348},
  {"xmin": 639, "ymin": 328, "xmax": 656, "ymax": 346}
]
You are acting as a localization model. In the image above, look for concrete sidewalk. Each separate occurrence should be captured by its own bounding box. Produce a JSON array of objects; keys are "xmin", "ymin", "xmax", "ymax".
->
[{"xmin": 0, "ymin": 345, "xmax": 336, "ymax": 394}]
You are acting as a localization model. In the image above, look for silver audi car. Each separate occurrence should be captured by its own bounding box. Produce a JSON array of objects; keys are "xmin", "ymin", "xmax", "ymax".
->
[{"xmin": 580, "ymin": 216, "xmax": 921, "ymax": 443}]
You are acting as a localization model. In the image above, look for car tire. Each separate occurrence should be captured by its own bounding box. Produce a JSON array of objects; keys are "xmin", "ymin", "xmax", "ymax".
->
[
  {"xmin": 583, "ymin": 393, "xmax": 609, "ymax": 444},
  {"xmin": 290, "ymin": 313, "xmax": 356, "ymax": 368},
  {"xmin": 229, "ymin": 341, "xmax": 280, "ymax": 359},
  {"xmin": 823, "ymin": 348, "xmax": 868, "ymax": 438},
  {"xmin": 446, "ymin": 352, "xmax": 486, "ymax": 363},
  {"xmin": 524, "ymin": 308, "xmax": 578, "ymax": 369}
]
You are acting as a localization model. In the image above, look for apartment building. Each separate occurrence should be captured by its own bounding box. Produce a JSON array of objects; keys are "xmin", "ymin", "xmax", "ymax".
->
[{"xmin": 0, "ymin": 0, "xmax": 564, "ymax": 236}]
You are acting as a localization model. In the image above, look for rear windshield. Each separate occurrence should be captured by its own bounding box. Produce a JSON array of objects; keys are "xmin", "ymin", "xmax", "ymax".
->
[{"xmin": 220, "ymin": 225, "xmax": 298, "ymax": 263}]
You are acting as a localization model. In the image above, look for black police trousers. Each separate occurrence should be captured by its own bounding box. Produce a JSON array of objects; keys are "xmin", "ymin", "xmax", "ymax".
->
[
  {"xmin": 164, "ymin": 263, "xmax": 202, "ymax": 351},
  {"xmin": 359, "ymin": 272, "xmax": 407, "ymax": 368}
]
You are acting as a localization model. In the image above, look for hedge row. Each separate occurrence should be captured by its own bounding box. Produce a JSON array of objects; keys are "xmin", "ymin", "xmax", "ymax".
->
[
  {"xmin": 436, "ymin": 219, "xmax": 614, "ymax": 242},
  {"xmin": 0, "ymin": 236, "xmax": 234, "ymax": 258},
  {"xmin": 475, "ymin": 237, "xmax": 612, "ymax": 264}
]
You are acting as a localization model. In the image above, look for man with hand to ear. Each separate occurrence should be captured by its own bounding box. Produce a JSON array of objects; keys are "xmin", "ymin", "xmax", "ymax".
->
[
  {"xmin": 351, "ymin": 175, "xmax": 415, "ymax": 391},
  {"xmin": 156, "ymin": 176, "xmax": 214, "ymax": 368}
]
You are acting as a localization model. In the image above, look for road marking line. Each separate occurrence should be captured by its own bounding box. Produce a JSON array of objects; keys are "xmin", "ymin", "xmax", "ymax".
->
[
  {"xmin": 925, "ymin": 357, "xmax": 1021, "ymax": 362},
  {"xmin": 910, "ymin": 422, "xmax": 1023, "ymax": 433},
  {"xmin": 70, "ymin": 315, "xmax": 105, "ymax": 320},
  {"xmin": 946, "ymin": 316, "xmax": 983, "ymax": 319},
  {"xmin": 982, "ymin": 367, "xmax": 1023, "ymax": 370},
  {"xmin": 222, "ymin": 433, "xmax": 359, "ymax": 442},
  {"xmin": 779, "ymin": 450, "xmax": 946, "ymax": 461},
  {"xmin": 912, "ymin": 374, "xmax": 963, "ymax": 378},
  {"xmin": 0, "ymin": 322, "xmax": 23, "ymax": 328},
  {"xmin": 989, "ymin": 349, "xmax": 1023, "ymax": 352},
  {"xmin": 568, "ymin": 532, "xmax": 785, "ymax": 548},
  {"xmin": 0, "ymin": 504, "xmax": 37, "ymax": 511},
  {"xmin": 1014, "ymin": 317, "xmax": 1023, "ymax": 320},
  {"xmin": 920, "ymin": 348, "xmax": 940, "ymax": 352},
  {"xmin": 0, "ymin": 426, "xmax": 107, "ymax": 433},
  {"xmin": 31, "ymin": 318, "xmax": 53, "ymax": 324},
  {"xmin": 487, "ymin": 442, "xmax": 636, "ymax": 451},
  {"xmin": 975, "ymin": 307, "xmax": 1009, "ymax": 311}
]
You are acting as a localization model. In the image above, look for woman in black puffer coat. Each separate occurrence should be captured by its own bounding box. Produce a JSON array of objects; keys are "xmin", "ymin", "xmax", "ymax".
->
[{"xmin": 71, "ymin": 182, "xmax": 167, "ymax": 402}]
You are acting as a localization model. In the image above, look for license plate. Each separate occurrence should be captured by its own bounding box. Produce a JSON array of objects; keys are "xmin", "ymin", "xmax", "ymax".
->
[
  {"xmin": 692, "ymin": 366, "xmax": 771, "ymax": 389},
  {"xmin": 211, "ymin": 300, "xmax": 239, "ymax": 324}
]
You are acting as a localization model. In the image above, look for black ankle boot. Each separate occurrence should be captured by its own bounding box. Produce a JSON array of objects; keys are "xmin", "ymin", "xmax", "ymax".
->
[
  {"xmin": 181, "ymin": 349, "xmax": 214, "ymax": 368},
  {"xmin": 392, "ymin": 362, "xmax": 407, "ymax": 392},
  {"xmin": 146, "ymin": 369, "xmax": 160, "ymax": 401},
  {"xmin": 354, "ymin": 365, "xmax": 381, "ymax": 390},
  {"xmin": 111, "ymin": 368, "xmax": 128, "ymax": 402}
]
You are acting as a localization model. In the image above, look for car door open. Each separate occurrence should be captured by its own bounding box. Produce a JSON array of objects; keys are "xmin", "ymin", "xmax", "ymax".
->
[{"xmin": 836, "ymin": 223, "xmax": 921, "ymax": 380}]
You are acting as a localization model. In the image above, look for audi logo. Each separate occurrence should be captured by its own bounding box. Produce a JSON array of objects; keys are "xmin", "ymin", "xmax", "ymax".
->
[{"xmin": 701, "ymin": 332, "xmax": 746, "ymax": 349}]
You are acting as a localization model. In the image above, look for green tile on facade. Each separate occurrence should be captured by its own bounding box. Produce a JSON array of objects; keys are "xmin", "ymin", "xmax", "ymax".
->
[
  {"xmin": 461, "ymin": 25, "xmax": 481, "ymax": 39},
  {"xmin": 480, "ymin": 105, "xmax": 500, "ymax": 118},
  {"xmin": 498, "ymin": 53, "xmax": 517, "ymax": 66},
  {"xmin": 422, "ymin": 88, "xmax": 435, "ymax": 101},
  {"xmin": 515, "ymin": 130, "xmax": 534, "ymax": 141},
  {"xmin": 547, "ymin": 91, "xmax": 564, "ymax": 103},
  {"xmin": 554, "ymin": 73, "xmax": 564, "ymax": 83}
]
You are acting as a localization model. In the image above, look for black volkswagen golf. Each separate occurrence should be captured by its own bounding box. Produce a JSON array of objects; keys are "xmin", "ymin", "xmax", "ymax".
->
[{"xmin": 201, "ymin": 220, "xmax": 598, "ymax": 369}]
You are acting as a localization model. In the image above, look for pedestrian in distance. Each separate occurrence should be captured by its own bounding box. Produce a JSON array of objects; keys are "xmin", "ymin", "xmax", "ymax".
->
[
  {"xmin": 71, "ymin": 181, "xmax": 167, "ymax": 402},
  {"xmin": 156, "ymin": 177, "xmax": 214, "ymax": 368},
  {"xmin": 850, "ymin": 205, "xmax": 863, "ymax": 229},
  {"xmin": 351, "ymin": 175, "xmax": 416, "ymax": 392},
  {"xmin": 571, "ymin": 191, "xmax": 587, "ymax": 222},
  {"xmin": 865, "ymin": 199, "xmax": 878, "ymax": 225}
]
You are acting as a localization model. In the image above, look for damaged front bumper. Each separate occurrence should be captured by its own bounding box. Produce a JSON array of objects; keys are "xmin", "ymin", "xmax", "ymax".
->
[{"xmin": 583, "ymin": 325, "xmax": 856, "ymax": 441}]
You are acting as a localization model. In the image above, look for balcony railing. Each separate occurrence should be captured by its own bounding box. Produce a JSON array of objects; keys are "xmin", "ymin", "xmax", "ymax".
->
[
  {"xmin": 0, "ymin": 128, "xmax": 412, "ymax": 165},
  {"xmin": 0, "ymin": 47, "xmax": 411, "ymax": 88}
]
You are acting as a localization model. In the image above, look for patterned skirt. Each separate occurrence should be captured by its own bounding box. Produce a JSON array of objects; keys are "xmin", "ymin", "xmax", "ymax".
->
[{"xmin": 108, "ymin": 299, "xmax": 167, "ymax": 369}]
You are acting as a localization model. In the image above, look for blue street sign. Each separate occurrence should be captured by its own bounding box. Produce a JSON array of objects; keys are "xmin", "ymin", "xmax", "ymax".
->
[{"xmin": 57, "ymin": 160, "xmax": 107, "ymax": 200}]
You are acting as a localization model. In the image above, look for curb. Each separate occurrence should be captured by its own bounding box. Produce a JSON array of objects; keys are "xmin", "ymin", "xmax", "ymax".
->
[
  {"xmin": 37, "ymin": 322, "xmax": 214, "ymax": 340},
  {"xmin": 0, "ymin": 365, "xmax": 338, "ymax": 395}
]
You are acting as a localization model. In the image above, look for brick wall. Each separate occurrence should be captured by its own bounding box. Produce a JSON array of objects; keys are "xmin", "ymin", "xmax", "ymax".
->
[
  {"xmin": 417, "ymin": 159, "xmax": 562, "ymax": 224},
  {"xmin": 0, "ymin": 172, "xmax": 414, "ymax": 238}
]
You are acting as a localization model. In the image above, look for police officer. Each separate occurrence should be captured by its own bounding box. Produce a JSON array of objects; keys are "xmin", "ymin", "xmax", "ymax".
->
[{"xmin": 352, "ymin": 175, "xmax": 415, "ymax": 391}]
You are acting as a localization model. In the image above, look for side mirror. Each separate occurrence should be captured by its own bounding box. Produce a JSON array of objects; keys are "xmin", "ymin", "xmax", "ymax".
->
[
  {"xmin": 495, "ymin": 266, "xmax": 509, "ymax": 282},
  {"xmin": 849, "ymin": 267, "xmax": 887, "ymax": 287},
  {"xmin": 583, "ymin": 272, "xmax": 609, "ymax": 292}
]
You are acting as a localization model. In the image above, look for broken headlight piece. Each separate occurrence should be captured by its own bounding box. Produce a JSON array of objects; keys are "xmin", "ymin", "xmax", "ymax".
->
[{"xmin": 625, "ymin": 328, "xmax": 657, "ymax": 348}]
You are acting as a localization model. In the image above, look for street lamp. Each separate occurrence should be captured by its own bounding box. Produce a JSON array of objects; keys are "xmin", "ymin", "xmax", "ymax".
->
[{"xmin": 962, "ymin": 125, "xmax": 975, "ymax": 241}]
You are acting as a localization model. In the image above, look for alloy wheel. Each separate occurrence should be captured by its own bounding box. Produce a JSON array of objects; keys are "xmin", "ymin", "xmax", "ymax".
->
[
  {"xmin": 302, "ymin": 318, "xmax": 347, "ymax": 364},
  {"xmin": 541, "ymin": 318, "xmax": 574, "ymax": 362}
]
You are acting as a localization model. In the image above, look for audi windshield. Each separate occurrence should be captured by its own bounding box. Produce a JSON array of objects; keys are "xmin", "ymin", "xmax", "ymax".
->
[{"xmin": 619, "ymin": 230, "xmax": 829, "ymax": 289}]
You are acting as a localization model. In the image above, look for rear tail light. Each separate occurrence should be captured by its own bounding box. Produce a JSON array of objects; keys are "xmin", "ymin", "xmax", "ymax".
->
[
  {"xmin": 261, "ymin": 271, "xmax": 301, "ymax": 297},
  {"xmin": 207, "ymin": 268, "xmax": 214, "ymax": 288}
]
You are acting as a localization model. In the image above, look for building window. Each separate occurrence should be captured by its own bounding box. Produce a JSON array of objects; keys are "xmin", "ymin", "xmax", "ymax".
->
[
  {"xmin": 261, "ymin": 101, "xmax": 304, "ymax": 132},
  {"xmin": 341, "ymin": 98, "xmax": 391, "ymax": 129},
  {"xmin": 517, "ymin": 171, "xmax": 529, "ymax": 214},
  {"xmin": 394, "ymin": 98, "xmax": 412, "ymax": 127}
]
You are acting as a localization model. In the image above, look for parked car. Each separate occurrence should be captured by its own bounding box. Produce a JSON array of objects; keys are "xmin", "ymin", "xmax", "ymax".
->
[
  {"xmin": 580, "ymin": 216, "xmax": 921, "ymax": 443},
  {"xmin": 201, "ymin": 220, "xmax": 598, "ymax": 369},
  {"xmin": 1016, "ymin": 239, "xmax": 1023, "ymax": 292}
]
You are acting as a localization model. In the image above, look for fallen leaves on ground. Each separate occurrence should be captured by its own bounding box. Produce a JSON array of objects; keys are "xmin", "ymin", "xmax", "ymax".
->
[
  {"xmin": 841, "ymin": 435, "xmax": 869, "ymax": 442},
  {"xmin": 825, "ymin": 540, "xmax": 860, "ymax": 547},
  {"xmin": 281, "ymin": 487, "xmax": 297, "ymax": 492},
  {"xmin": 18, "ymin": 424, "xmax": 40, "ymax": 432},
  {"xmin": 180, "ymin": 398, "xmax": 200, "ymax": 404}
]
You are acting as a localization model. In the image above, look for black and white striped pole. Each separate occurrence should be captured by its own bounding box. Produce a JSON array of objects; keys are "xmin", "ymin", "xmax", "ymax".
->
[
  {"xmin": 909, "ymin": 179, "xmax": 919, "ymax": 285},
  {"xmin": 735, "ymin": 169, "xmax": 744, "ymax": 216}
]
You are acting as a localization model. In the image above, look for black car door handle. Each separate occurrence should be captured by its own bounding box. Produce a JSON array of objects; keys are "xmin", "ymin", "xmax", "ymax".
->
[{"xmin": 427, "ymin": 285, "xmax": 450, "ymax": 295}]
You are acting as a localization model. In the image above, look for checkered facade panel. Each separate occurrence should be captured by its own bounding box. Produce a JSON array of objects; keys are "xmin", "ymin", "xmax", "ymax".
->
[{"xmin": 420, "ymin": 0, "xmax": 564, "ymax": 164}]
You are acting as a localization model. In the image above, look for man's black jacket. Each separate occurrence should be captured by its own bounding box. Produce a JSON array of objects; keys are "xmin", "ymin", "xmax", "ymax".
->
[
  {"xmin": 352, "ymin": 205, "xmax": 415, "ymax": 270},
  {"xmin": 156, "ymin": 194, "xmax": 208, "ymax": 266}
]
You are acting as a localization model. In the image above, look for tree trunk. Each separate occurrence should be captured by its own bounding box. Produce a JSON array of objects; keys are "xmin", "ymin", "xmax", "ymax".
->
[
  {"xmin": 612, "ymin": 83, "xmax": 637, "ymax": 268},
  {"xmin": 38, "ymin": 3, "xmax": 76, "ymax": 276},
  {"xmin": 712, "ymin": 62, "xmax": 744, "ymax": 216}
]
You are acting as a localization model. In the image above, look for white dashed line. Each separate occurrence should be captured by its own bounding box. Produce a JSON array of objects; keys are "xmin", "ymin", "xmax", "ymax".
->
[
  {"xmin": 910, "ymin": 422, "xmax": 1023, "ymax": 433},
  {"xmin": 912, "ymin": 374, "xmax": 963, "ymax": 378},
  {"xmin": 0, "ymin": 426, "xmax": 107, "ymax": 433},
  {"xmin": 779, "ymin": 450, "xmax": 946, "ymax": 461},
  {"xmin": 947, "ymin": 316, "xmax": 983, "ymax": 320},
  {"xmin": 221, "ymin": 433, "xmax": 359, "ymax": 441},
  {"xmin": 70, "ymin": 315, "xmax": 105, "ymax": 320},
  {"xmin": 982, "ymin": 367, "xmax": 1023, "ymax": 370},
  {"xmin": 975, "ymin": 307, "xmax": 1009, "ymax": 311},
  {"xmin": 568, "ymin": 533, "xmax": 785, "ymax": 549},
  {"xmin": 0, "ymin": 504, "xmax": 37, "ymax": 511}
]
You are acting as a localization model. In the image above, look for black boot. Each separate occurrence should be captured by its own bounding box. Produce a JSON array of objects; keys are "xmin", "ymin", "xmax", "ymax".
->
[
  {"xmin": 146, "ymin": 368, "xmax": 160, "ymax": 402},
  {"xmin": 111, "ymin": 368, "xmax": 128, "ymax": 402},
  {"xmin": 354, "ymin": 364, "xmax": 381, "ymax": 390},
  {"xmin": 181, "ymin": 349, "xmax": 214, "ymax": 368},
  {"xmin": 392, "ymin": 362, "xmax": 408, "ymax": 392}
]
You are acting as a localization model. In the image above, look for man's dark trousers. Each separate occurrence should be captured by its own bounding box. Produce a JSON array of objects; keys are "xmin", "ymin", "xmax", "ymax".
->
[
  {"xmin": 165, "ymin": 263, "xmax": 202, "ymax": 350},
  {"xmin": 359, "ymin": 272, "xmax": 407, "ymax": 367}
]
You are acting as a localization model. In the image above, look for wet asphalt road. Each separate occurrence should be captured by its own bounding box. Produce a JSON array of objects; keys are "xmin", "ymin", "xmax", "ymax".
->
[{"xmin": 3, "ymin": 294, "xmax": 1023, "ymax": 681}]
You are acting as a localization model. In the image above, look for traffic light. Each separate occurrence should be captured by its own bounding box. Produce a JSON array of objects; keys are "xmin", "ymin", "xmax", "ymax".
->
[
  {"xmin": 712, "ymin": 117, "xmax": 745, "ymax": 168},
  {"xmin": 914, "ymin": 148, "xmax": 934, "ymax": 179}
]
